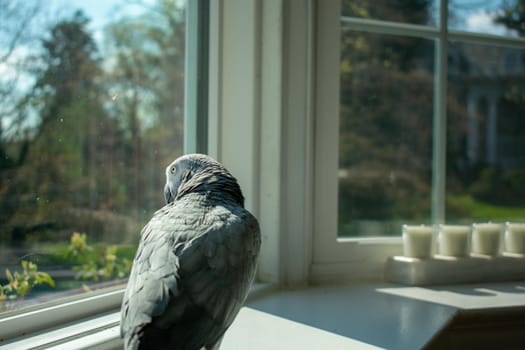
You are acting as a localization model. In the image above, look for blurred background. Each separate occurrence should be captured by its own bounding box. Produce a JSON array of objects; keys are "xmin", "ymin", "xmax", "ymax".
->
[
  {"xmin": 338, "ymin": 0, "xmax": 525, "ymax": 236},
  {"xmin": 0, "ymin": 0, "xmax": 186, "ymax": 306}
]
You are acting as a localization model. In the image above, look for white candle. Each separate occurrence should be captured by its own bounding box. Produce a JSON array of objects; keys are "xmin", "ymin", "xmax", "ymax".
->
[
  {"xmin": 471, "ymin": 223, "xmax": 502, "ymax": 256},
  {"xmin": 402, "ymin": 225, "xmax": 433, "ymax": 259},
  {"xmin": 438, "ymin": 225, "xmax": 470, "ymax": 257},
  {"xmin": 505, "ymin": 222, "xmax": 525, "ymax": 254}
]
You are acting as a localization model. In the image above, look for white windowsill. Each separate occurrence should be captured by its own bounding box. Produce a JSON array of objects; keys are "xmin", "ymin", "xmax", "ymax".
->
[
  {"xmin": 337, "ymin": 236, "xmax": 402, "ymax": 245},
  {"xmin": 0, "ymin": 283, "xmax": 276, "ymax": 349},
  {"xmin": 2, "ymin": 281, "xmax": 525, "ymax": 349},
  {"xmin": 0, "ymin": 286, "xmax": 124, "ymax": 343}
]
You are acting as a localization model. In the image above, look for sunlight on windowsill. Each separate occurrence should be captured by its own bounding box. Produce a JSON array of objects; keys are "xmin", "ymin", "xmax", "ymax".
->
[{"xmin": 2, "ymin": 281, "xmax": 525, "ymax": 349}]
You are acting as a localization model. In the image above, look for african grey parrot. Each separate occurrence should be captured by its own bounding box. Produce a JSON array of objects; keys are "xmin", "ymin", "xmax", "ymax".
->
[{"xmin": 121, "ymin": 153, "xmax": 261, "ymax": 350}]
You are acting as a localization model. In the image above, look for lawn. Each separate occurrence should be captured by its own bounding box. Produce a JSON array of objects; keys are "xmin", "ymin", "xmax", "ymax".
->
[{"xmin": 447, "ymin": 195, "xmax": 525, "ymax": 222}]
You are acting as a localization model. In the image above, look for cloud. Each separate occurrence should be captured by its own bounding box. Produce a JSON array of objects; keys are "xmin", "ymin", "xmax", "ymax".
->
[
  {"xmin": 0, "ymin": 46, "xmax": 31, "ymax": 81},
  {"xmin": 465, "ymin": 10, "xmax": 514, "ymax": 36}
]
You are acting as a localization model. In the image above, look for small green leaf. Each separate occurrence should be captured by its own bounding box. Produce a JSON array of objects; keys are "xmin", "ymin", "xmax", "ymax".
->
[{"xmin": 5, "ymin": 269, "xmax": 13, "ymax": 282}]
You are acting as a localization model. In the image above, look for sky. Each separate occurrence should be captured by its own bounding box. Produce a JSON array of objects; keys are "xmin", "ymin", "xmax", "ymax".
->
[
  {"xmin": 49, "ymin": 0, "xmax": 147, "ymax": 46},
  {"xmin": 0, "ymin": 0, "xmax": 152, "ymax": 135},
  {"xmin": 23, "ymin": 0, "xmax": 521, "ymax": 49},
  {"xmin": 56, "ymin": 0, "xmax": 516, "ymax": 37},
  {"xmin": 1, "ymin": 0, "xmax": 518, "ymax": 86},
  {"xmin": 464, "ymin": 10, "xmax": 510, "ymax": 35},
  {"xmin": 450, "ymin": 0, "xmax": 518, "ymax": 36},
  {"xmin": 0, "ymin": 0, "xmax": 519, "ymax": 136}
]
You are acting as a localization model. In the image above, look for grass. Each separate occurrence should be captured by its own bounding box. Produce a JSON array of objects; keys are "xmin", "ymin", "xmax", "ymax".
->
[
  {"xmin": 447, "ymin": 195, "xmax": 525, "ymax": 221},
  {"xmin": 26, "ymin": 242, "xmax": 136, "ymax": 266},
  {"xmin": 338, "ymin": 194, "xmax": 525, "ymax": 237}
]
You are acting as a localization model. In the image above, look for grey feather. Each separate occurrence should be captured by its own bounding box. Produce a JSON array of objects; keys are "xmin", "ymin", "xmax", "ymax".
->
[{"xmin": 121, "ymin": 154, "xmax": 261, "ymax": 350}]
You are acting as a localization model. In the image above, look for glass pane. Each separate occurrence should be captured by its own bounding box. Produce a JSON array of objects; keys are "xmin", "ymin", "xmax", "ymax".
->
[
  {"xmin": 447, "ymin": 42, "xmax": 525, "ymax": 223},
  {"xmin": 338, "ymin": 28, "xmax": 435, "ymax": 237},
  {"xmin": 341, "ymin": 0, "xmax": 439, "ymax": 26},
  {"xmin": 0, "ymin": 0, "xmax": 186, "ymax": 311},
  {"xmin": 448, "ymin": 0, "xmax": 522, "ymax": 37}
]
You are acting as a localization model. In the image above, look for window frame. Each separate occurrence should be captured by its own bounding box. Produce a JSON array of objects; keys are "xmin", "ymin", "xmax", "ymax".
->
[
  {"xmin": 312, "ymin": 0, "xmax": 525, "ymax": 282},
  {"xmin": 0, "ymin": 286, "xmax": 123, "ymax": 343},
  {"xmin": 0, "ymin": 0, "xmax": 208, "ymax": 345},
  {"xmin": 4, "ymin": 1, "xmax": 525, "ymax": 343}
]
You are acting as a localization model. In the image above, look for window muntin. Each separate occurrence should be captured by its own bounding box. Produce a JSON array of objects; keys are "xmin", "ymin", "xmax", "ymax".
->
[
  {"xmin": 338, "ymin": 0, "xmax": 525, "ymax": 237},
  {"xmin": 0, "ymin": 0, "xmax": 186, "ymax": 312}
]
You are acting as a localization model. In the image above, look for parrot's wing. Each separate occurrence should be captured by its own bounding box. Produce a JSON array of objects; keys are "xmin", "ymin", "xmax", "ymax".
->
[
  {"xmin": 121, "ymin": 203, "xmax": 260, "ymax": 350},
  {"xmin": 120, "ymin": 206, "xmax": 181, "ymax": 349}
]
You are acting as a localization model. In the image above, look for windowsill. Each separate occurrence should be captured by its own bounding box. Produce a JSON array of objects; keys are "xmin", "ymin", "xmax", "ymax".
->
[
  {"xmin": 337, "ymin": 236, "xmax": 402, "ymax": 245},
  {"xmin": 2, "ymin": 281, "xmax": 525, "ymax": 349},
  {"xmin": 0, "ymin": 283, "xmax": 276, "ymax": 349},
  {"xmin": 235, "ymin": 282, "xmax": 525, "ymax": 349}
]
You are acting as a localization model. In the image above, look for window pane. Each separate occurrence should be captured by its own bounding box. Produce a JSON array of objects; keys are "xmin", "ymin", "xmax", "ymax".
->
[
  {"xmin": 0, "ymin": 0, "xmax": 186, "ymax": 311},
  {"xmin": 341, "ymin": 0, "xmax": 439, "ymax": 26},
  {"xmin": 448, "ymin": 0, "xmax": 522, "ymax": 37},
  {"xmin": 338, "ymin": 28, "xmax": 434, "ymax": 237},
  {"xmin": 446, "ymin": 42, "xmax": 525, "ymax": 223}
]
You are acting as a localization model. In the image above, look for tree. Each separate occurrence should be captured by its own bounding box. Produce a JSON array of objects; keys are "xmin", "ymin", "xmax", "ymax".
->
[
  {"xmin": 495, "ymin": 0, "xmax": 525, "ymax": 36},
  {"xmin": 104, "ymin": 0, "xmax": 186, "ymax": 217},
  {"xmin": 0, "ymin": 1, "xmax": 187, "ymax": 244},
  {"xmin": 0, "ymin": 0, "xmax": 45, "ymax": 169},
  {"xmin": 338, "ymin": 1, "xmax": 436, "ymax": 234},
  {"xmin": 30, "ymin": 10, "xmax": 106, "ymax": 208},
  {"xmin": 0, "ymin": 11, "xmax": 123, "ymax": 242}
]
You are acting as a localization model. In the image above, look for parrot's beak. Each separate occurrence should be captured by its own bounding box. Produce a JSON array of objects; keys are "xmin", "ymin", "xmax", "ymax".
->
[{"xmin": 164, "ymin": 183, "xmax": 174, "ymax": 204}]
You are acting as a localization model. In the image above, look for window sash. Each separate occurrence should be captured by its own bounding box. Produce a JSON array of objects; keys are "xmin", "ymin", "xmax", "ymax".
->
[
  {"xmin": 0, "ymin": 287, "xmax": 123, "ymax": 342},
  {"xmin": 0, "ymin": 0, "xmax": 208, "ymax": 341},
  {"xmin": 340, "ymin": 5, "xmax": 525, "ymax": 228},
  {"xmin": 312, "ymin": 0, "xmax": 525, "ymax": 281}
]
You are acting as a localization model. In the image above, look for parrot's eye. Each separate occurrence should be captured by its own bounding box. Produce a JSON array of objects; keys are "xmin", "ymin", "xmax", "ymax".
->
[{"xmin": 170, "ymin": 166, "xmax": 176, "ymax": 174}]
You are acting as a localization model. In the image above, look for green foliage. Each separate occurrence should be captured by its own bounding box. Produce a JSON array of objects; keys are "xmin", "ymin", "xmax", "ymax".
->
[
  {"xmin": 494, "ymin": 0, "xmax": 525, "ymax": 37},
  {"xmin": 338, "ymin": 2, "xmax": 439, "ymax": 234},
  {"xmin": 447, "ymin": 195, "xmax": 525, "ymax": 221},
  {"xmin": 338, "ymin": 0, "xmax": 525, "ymax": 236},
  {"xmin": 66, "ymin": 232, "xmax": 93, "ymax": 261},
  {"xmin": 469, "ymin": 167, "xmax": 525, "ymax": 206},
  {"xmin": 67, "ymin": 232, "xmax": 132, "ymax": 282},
  {"xmin": 339, "ymin": 165, "xmax": 430, "ymax": 222},
  {"xmin": 0, "ymin": 260, "xmax": 55, "ymax": 311},
  {"xmin": 0, "ymin": 1, "xmax": 186, "ymax": 243}
]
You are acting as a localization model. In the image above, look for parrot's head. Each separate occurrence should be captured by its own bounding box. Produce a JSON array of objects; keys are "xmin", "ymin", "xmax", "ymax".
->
[
  {"xmin": 164, "ymin": 155, "xmax": 194, "ymax": 204},
  {"xmin": 164, "ymin": 153, "xmax": 244, "ymax": 206}
]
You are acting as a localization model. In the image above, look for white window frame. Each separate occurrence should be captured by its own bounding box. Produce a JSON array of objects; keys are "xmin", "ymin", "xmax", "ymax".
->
[
  {"xmin": 312, "ymin": 0, "xmax": 525, "ymax": 283},
  {"xmin": 0, "ymin": 1, "xmax": 207, "ymax": 346},
  {"xmin": 4, "ymin": 0, "xmax": 525, "ymax": 345},
  {"xmin": 207, "ymin": 0, "xmax": 328, "ymax": 287},
  {"xmin": 207, "ymin": 0, "xmax": 401, "ymax": 285}
]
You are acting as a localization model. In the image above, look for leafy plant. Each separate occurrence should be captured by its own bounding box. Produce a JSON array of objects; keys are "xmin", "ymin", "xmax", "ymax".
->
[
  {"xmin": 0, "ymin": 260, "xmax": 55, "ymax": 311},
  {"xmin": 67, "ymin": 232, "xmax": 132, "ymax": 282}
]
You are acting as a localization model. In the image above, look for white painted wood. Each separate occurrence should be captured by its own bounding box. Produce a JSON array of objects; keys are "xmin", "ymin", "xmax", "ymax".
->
[
  {"xmin": 257, "ymin": 0, "xmax": 284, "ymax": 284},
  {"xmin": 208, "ymin": 0, "xmax": 277, "ymax": 283},
  {"xmin": 0, "ymin": 288, "xmax": 123, "ymax": 342},
  {"xmin": 210, "ymin": 0, "xmax": 261, "ymax": 215},
  {"xmin": 5, "ymin": 282, "xmax": 525, "ymax": 349},
  {"xmin": 1, "ymin": 313, "xmax": 119, "ymax": 350},
  {"xmin": 385, "ymin": 255, "xmax": 525, "ymax": 285},
  {"xmin": 207, "ymin": 0, "xmax": 221, "ymax": 159},
  {"xmin": 208, "ymin": 0, "xmax": 315, "ymax": 286},
  {"xmin": 311, "ymin": 1, "xmax": 407, "ymax": 283},
  {"xmin": 222, "ymin": 307, "xmax": 382, "ymax": 350},
  {"xmin": 278, "ymin": 0, "xmax": 315, "ymax": 286},
  {"xmin": 312, "ymin": 0, "xmax": 342, "ymax": 266}
]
